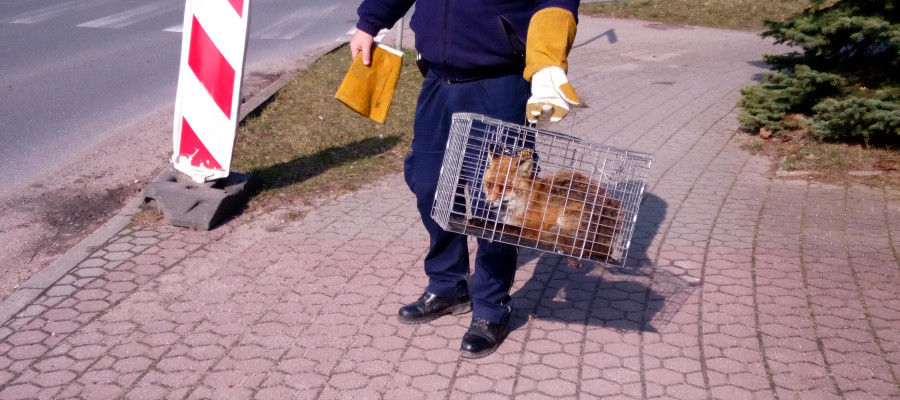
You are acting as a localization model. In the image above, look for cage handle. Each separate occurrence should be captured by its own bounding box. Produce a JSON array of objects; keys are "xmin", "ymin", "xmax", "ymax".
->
[{"xmin": 524, "ymin": 106, "xmax": 581, "ymax": 140}]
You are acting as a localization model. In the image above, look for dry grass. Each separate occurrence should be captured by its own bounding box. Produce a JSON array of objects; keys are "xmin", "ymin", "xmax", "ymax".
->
[
  {"xmin": 131, "ymin": 202, "xmax": 166, "ymax": 226},
  {"xmin": 232, "ymin": 45, "xmax": 422, "ymax": 209},
  {"xmin": 580, "ymin": 0, "xmax": 814, "ymax": 30},
  {"xmin": 741, "ymin": 128, "xmax": 900, "ymax": 187}
]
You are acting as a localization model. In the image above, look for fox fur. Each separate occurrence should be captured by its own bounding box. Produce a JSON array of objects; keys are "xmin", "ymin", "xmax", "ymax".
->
[{"xmin": 481, "ymin": 149, "xmax": 622, "ymax": 261}]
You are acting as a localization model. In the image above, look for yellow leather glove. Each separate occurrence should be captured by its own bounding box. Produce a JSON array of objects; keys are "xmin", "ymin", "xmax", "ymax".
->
[{"xmin": 524, "ymin": 7, "xmax": 580, "ymax": 124}]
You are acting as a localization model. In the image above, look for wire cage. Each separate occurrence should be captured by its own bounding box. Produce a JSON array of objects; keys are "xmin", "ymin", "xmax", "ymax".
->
[{"xmin": 432, "ymin": 113, "xmax": 654, "ymax": 266}]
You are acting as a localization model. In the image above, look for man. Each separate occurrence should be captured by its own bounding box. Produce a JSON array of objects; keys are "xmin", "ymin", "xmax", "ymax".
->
[{"xmin": 350, "ymin": 0, "xmax": 581, "ymax": 358}]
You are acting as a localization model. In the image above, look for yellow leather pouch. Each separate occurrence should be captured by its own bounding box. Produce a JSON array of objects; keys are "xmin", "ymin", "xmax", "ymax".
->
[{"xmin": 335, "ymin": 43, "xmax": 403, "ymax": 124}]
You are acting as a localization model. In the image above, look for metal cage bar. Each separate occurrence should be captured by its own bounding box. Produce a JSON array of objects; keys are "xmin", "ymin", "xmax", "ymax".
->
[{"xmin": 432, "ymin": 113, "xmax": 654, "ymax": 266}]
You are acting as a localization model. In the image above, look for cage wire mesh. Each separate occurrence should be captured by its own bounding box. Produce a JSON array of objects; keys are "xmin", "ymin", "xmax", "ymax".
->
[{"xmin": 432, "ymin": 113, "xmax": 654, "ymax": 266}]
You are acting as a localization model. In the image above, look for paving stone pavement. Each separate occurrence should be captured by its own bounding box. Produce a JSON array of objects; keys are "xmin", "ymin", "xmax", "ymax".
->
[{"xmin": 1, "ymin": 17, "xmax": 898, "ymax": 400}]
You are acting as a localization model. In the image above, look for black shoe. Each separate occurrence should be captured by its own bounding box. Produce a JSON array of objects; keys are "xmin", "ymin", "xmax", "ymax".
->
[
  {"xmin": 460, "ymin": 317, "xmax": 509, "ymax": 359},
  {"xmin": 398, "ymin": 286, "xmax": 471, "ymax": 324}
]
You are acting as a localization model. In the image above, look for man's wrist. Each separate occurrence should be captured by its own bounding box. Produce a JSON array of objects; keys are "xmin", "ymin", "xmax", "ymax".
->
[{"xmin": 355, "ymin": 20, "xmax": 380, "ymax": 38}]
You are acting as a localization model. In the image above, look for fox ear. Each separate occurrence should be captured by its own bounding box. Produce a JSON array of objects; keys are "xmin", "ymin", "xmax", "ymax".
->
[
  {"xmin": 517, "ymin": 150, "xmax": 533, "ymax": 169},
  {"xmin": 517, "ymin": 157, "xmax": 534, "ymax": 175}
]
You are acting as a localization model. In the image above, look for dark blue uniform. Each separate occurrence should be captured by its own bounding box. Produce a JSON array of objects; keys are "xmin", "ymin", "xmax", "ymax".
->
[
  {"xmin": 357, "ymin": 0, "xmax": 579, "ymax": 324},
  {"xmin": 356, "ymin": 0, "xmax": 579, "ymax": 71}
]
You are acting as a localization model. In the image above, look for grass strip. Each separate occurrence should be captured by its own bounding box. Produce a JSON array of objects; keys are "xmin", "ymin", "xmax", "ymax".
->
[
  {"xmin": 742, "ymin": 130, "xmax": 899, "ymax": 186},
  {"xmin": 580, "ymin": 0, "xmax": 813, "ymax": 31},
  {"xmin": 233, "ymin": 45, "xmax": 422, "ymax": 209}
]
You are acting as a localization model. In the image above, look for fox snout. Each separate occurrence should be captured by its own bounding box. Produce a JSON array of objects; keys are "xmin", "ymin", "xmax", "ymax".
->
[{"xmin": 488, "ymin": 197, "xmax": 506, "ymax": 209}]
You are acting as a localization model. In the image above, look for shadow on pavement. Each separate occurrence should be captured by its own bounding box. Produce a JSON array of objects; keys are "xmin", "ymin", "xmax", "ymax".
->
[
  {"xmin": 508, "ymin": 191, "xmax": 696, "ymax": 333},
  {"xmin": 573, "ymin": 28, "xmax": 618, "ymax": 48},
  {"xmin": 618, "ymin": 191, "xmax": 666, "ymax": 274}
]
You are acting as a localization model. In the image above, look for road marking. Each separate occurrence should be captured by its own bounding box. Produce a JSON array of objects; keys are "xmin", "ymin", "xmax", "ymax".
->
[
  {"xmin": 77, "ymin": 1, "xmax": 181, "ymax": 29},
  {"xmin": 374, "ymin": 29, "xmax": 388, "ymax": 42},
  {"xmin": 338, "ymin": 27, "xmax": 388, "ymax": 42},
  {"xmin": 338, "ymin": 27, "xmax": 357, "ymax": 42},
  {"xmin": 3, "ymin": 0, "xmax": 81, "ymax": 24},
  {"xmin": 163, "ymin": 24, "xmax": 182, "ymax": 33},
  {"xmin": 252, "ymin": 4, "xmax": 337, "ymax": 40}
]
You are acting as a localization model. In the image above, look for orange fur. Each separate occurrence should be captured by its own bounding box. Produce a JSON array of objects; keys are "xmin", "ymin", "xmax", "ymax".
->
[{"xmin": 482, "ymin": 150, "xmax": 622, "ymax": 261}]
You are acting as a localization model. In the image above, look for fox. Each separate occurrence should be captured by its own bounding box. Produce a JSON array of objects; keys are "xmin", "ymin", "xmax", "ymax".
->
[{"xmin": 481, "ymin": 149, "xmax": 622, "ymax": 265}]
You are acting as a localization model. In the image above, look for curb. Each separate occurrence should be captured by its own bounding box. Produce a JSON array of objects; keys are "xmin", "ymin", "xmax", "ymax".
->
[
  {"xmin": 0, "ymin": 41, "xmax": 346, "ymax": 327},
  {"xmin": 0, "ymin": 195, "xmax": 144, "ymax": 326}
]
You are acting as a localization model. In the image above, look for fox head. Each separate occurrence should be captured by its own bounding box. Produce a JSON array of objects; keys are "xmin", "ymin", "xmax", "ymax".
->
[{"xmin": 482, "ymin": 149, "xmax": 535, "ymax": 207}]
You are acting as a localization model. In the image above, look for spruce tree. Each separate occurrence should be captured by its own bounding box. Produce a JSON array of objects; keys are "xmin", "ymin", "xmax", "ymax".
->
[{"xmin": 738, "ymin": 0, "xmax": 899, "ymax": 146}]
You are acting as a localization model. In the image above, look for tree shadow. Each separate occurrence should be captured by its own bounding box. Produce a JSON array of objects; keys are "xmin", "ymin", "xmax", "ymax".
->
[
  {"xmin": 746, "ymin": 60, "xmax": 772, "ymax": 70},
  {"xmin": 508, "ymin": 191, "xmax": 696, "ymax": 333},
  {"xmin": 747, "ymin": 60, "xmax": 775, "ymax": 83},
  {"xmin": 245, "ymin": 135, "xmax": 401, "ymax": 198}
]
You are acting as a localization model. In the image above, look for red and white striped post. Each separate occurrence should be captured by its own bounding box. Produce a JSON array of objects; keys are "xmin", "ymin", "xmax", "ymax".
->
[{"xmin": 172, "ymin": 0, "xmax": 251, "ymax": 183}]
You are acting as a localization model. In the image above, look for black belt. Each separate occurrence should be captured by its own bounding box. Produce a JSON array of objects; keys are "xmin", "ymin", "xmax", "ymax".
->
[{"xmin": 420, "ymin": 60, "xmax": 525, "ymax": 83}]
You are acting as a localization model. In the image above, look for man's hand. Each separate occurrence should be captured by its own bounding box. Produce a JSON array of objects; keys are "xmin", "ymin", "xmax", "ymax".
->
[
  {"xmin": 526, "ymin": 66, "xmax": 580, "ymax": 124},
  {"xmin": 349, "ymin": 29, "xmax": 375, "ymax": 66}
]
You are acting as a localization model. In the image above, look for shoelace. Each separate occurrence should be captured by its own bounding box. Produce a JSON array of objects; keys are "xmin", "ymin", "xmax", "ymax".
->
[{"xmin": 469, "ymin": 318, "xmax": 498, "ymax": 341}]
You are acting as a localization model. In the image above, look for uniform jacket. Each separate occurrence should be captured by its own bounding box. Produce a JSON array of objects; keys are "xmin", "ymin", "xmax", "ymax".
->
[{"xmin": 356, "ymin": 0, "xmax": 579, "ymax": 72}]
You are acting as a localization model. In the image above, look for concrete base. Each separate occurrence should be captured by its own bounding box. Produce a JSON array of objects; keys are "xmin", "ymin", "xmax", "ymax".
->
[{"xmin": 144, "ymin": 167, "xmax": 252, "ymax": 230}]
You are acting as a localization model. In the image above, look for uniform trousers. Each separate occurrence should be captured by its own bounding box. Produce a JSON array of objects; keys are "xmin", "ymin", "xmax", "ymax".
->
[{"xmin": 403, "ymin": 69, "xmax": 530, "ymax": 324}]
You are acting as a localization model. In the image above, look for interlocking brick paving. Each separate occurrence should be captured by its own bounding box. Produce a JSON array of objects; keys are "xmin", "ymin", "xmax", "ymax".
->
[{"xmin": 1, "ymin": 17, "xmax": 897, "ymax": 399}]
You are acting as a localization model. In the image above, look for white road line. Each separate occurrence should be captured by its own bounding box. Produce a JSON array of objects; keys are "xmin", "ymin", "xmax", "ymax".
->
[
  {"xmin": 374, "ymin": 29, "xmax": 388, "ymax": 42},
  {"xmin": 252, "ymin": 5, "xmax": 337, "ymax": 40},
  {"xmin": 77, "ymin": 1, "xmax": 180, "ymax": 29},
  {"xmin": 337, "ymin": 26, "xmax": 356, "ymax": 41},
  {"xmin": 3, "ymin": 0, "xmax": 81, "ymax": 24},
  {"xmin": 337, "ymin": 27, "xmax": 387, "ymax": 42},
  {"xmin": 163, "ymin": 24, "xmax": 182, "ymax": 33}
]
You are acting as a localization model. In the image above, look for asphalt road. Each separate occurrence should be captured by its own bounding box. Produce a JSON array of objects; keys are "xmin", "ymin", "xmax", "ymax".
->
[{"xmin": 0, "ymin": 0, "xmax": 363, "ymax": 196}]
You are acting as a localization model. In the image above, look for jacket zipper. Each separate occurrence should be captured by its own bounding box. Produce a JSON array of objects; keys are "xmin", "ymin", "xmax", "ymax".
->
[{"xmin": 441, "ymin": 0, "xmax": 449, "ymax": 66}]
